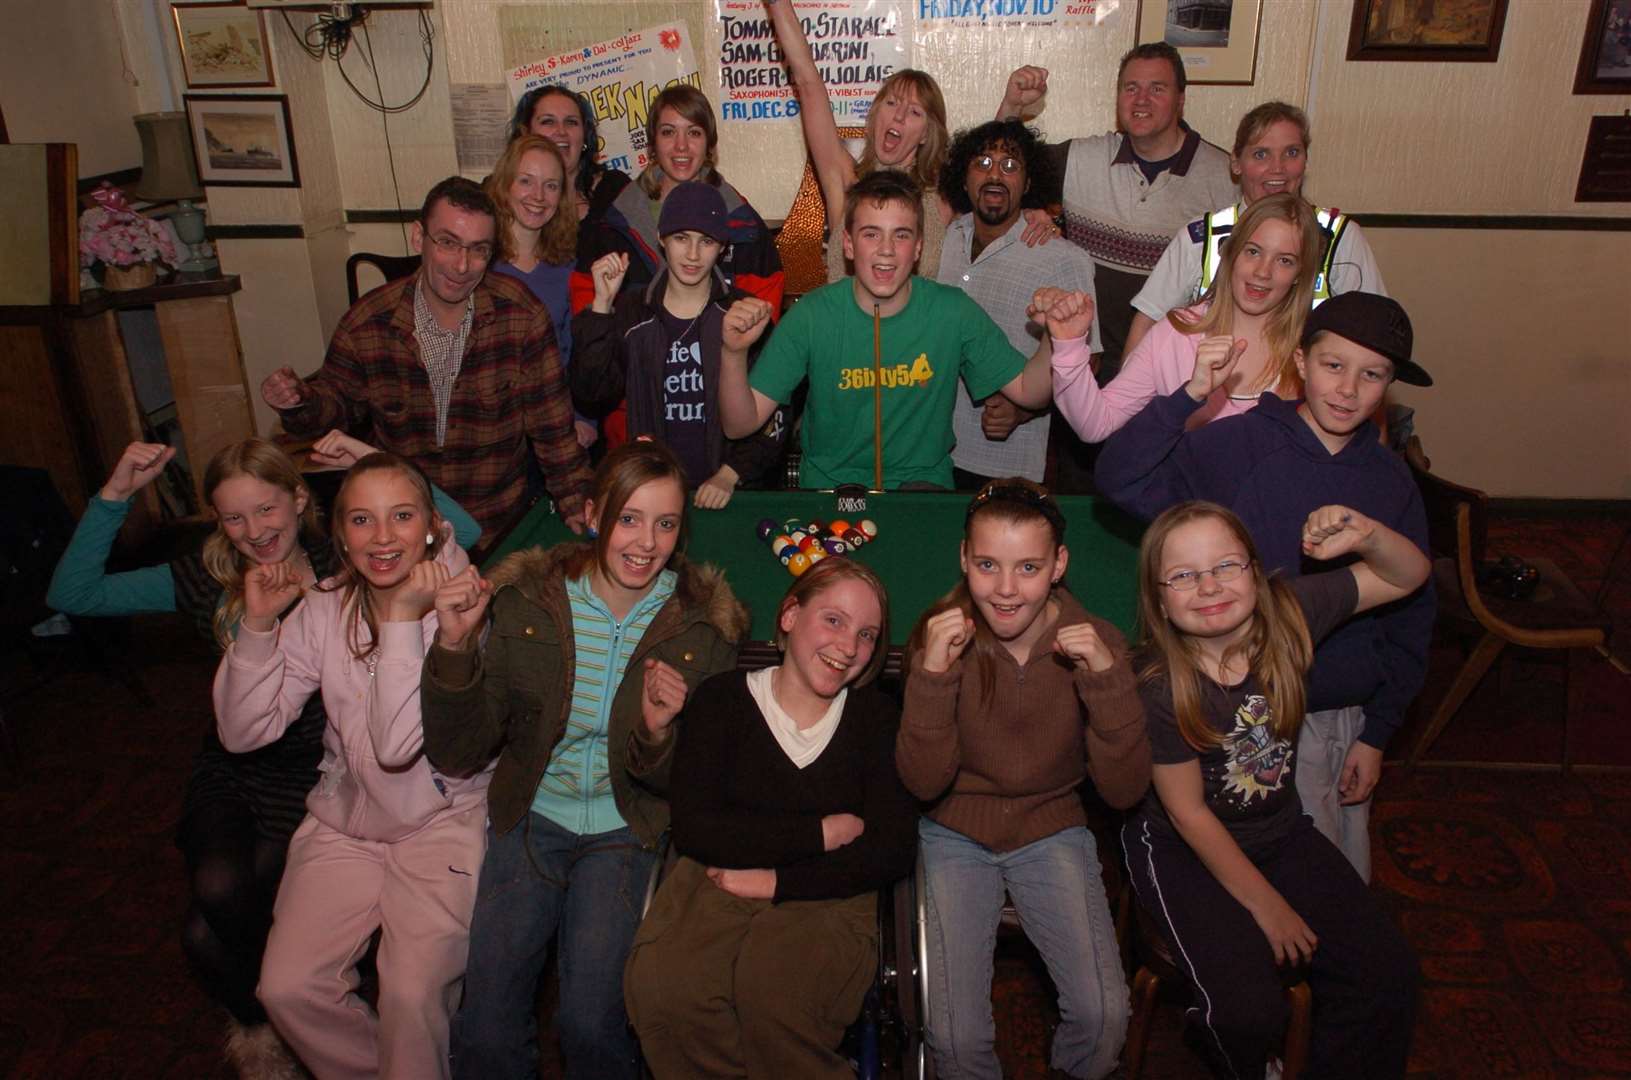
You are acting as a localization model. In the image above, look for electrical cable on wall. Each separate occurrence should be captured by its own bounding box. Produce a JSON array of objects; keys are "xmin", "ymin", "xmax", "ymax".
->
[{"xmin": 281, "ymin": 6, "xmax": 436, "ymax": 250}]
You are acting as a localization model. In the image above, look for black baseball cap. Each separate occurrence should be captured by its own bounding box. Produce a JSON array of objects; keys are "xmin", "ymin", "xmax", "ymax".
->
[{"xmin": 1302, "ymin": 292, "xmax": 1432, "ymax": 387}]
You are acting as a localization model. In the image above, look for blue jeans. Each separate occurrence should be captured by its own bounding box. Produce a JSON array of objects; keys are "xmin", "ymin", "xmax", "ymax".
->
[
  {"xmin": 920, "ymin": 818, "xmax": 1128, "ymax": 1079},
  {"xmin": 451, "ymin": 813, "xmax": 657, "ymax": 1080}
]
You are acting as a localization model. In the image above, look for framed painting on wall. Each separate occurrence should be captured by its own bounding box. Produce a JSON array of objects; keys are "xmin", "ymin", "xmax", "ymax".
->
[
  {"xmin": 1574, "ymin": 0, "xmax": 1631, "ymax": 93},
  {"xmin": 1135, "ymin": 0, "xmax": 1264, "ymax": 86},
  {"xmin": 172, "ymin": 1, "xmax": 275, "ymax": 88},
  {"xmin": 1346, "ymin": 0, "xmax": 1509, "ymax": 62},
  {"xmin": 184, "ymin": 94, "xmax": 300, "ymax": 187}
]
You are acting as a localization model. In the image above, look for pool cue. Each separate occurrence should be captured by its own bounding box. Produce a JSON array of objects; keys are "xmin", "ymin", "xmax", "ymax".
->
[{"xmin": 872, "ymin": 303, "xmax": 883, "ymax": 492}]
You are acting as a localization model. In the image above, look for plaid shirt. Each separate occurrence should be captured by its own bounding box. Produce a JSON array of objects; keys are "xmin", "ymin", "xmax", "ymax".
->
[
  {"xmin": 279, "ymin": 271, "xmax": 591, "ymax": 542},
  {"xmin": 412, "ymin": 281, "xmax": 474, "ymax": 446}
]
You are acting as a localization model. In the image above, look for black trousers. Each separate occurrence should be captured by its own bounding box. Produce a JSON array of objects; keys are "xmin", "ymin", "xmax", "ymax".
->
[{"xmin": 1123, "ymin": 816, "xmax": 1417, "ymax": 1079}]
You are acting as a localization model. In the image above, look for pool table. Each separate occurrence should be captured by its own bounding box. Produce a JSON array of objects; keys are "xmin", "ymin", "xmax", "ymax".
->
[{"xmin": 484, "ymin": 490, "xmax": 1146, "ymax": 660}]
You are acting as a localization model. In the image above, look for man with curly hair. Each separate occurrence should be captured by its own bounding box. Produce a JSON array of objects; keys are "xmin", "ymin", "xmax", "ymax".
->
[{"xmin": 937, "ymin": 120, "xmax": 1100, "ymax": 488}]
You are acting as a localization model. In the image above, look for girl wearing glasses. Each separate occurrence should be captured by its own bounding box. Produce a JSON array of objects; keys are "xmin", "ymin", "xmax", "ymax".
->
[
  {"xmin": 1126, "ymin": 500, "xmax": 1425, "ymax": 1078},
  {"xmin": 763, "ymin": 0, "xmax": 951, "ymax": 279},
  {"xmin": 896, "ymin": 479, "xmax": 1149, "ymax": 1079},
  {"xmin": 1052, "ymin": 193, "xmax": 1321, "ymax": 446}
]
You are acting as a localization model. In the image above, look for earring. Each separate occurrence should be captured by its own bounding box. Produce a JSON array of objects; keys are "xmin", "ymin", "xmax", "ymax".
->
[
  {"xmin": 586, "ymin": 524, "xmax": 599, "ymax": 539},
  {"xmin": 425, "ymin": 532, "xmax": 435, "ymax": 545}
]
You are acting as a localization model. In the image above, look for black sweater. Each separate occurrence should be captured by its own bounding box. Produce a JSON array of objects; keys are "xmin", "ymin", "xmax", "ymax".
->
[{"xmin": 671, "ymin": 670, "xmax": 918, "ymax": 903}]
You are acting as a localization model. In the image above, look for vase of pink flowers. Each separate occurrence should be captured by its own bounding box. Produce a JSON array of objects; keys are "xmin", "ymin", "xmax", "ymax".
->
[{"xmin": 79, "ymin": 183, "xmax": 177, "ymax": 292}]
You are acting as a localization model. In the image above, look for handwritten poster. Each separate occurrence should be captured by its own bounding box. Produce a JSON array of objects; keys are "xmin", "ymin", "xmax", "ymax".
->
[
  {"xmin": 507, "ymin": 24, "xmax": 700, "ymax": 176},
  {"xmin": 715, "ymin": 0, "xmax": 910, "ymax": 126}
]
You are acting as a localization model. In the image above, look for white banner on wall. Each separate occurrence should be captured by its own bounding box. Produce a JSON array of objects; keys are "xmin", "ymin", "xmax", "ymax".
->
[
  {"xmin": 915, "ymin": 0, "xmax": 1120, "ymax": 28},
  {"xmin": 715, "ymin": 0, "xmax": 911, "ymax": 126},
  {"xmin": 506, "ymin": 25, "xmax": 701, "ymax": 177}
]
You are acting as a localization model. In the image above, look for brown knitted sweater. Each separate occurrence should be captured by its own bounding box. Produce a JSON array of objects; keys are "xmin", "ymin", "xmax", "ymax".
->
[{"xmin": 896, "ymin": 592, "xmax": 1151, "ymax": 853}]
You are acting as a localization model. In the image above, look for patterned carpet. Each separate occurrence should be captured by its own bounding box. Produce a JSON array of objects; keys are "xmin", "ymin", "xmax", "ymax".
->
[{"xmin": 0, "ymin": 509, "xmax": 1625, "ymax": 1079}]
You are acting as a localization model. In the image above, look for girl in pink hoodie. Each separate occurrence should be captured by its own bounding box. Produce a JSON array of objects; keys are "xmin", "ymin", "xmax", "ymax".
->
[
  {"xmin": 1051, "ymin": 193, "xmax": 1321, "ymax": 445},
  {"xmin": 215, "ymin": 453, "xmax": 492, "ymax": 1080}
]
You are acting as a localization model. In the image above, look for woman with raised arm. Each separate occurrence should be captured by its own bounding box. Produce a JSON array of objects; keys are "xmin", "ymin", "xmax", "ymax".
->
[{"xmin": 764, "ymin": 0, "xmax": 950, "ymax": 280}]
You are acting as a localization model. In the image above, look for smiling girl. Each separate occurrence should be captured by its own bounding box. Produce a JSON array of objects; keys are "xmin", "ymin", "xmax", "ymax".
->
[
  {"xmin": 763, "ymin": 0, "xmax": 951, "ymax": 280},
  {"xmin": 1125, "ymin": 500, "xmax": 1425, "ymax": 1078},
  {"xmin": 896, "ymin": 479, "xmax": 1149, "ymax": 1079},
  {"xmin": 1053, "ymin": 193, "xmax": 1322, "ymax": 445},
  {"xmin": 46, "ymin": 434, "xmax": 476, "ymax": 1075},
  {"xmin": 625, "ymin": 557, "xmax": 917, "ymax": 1079},
  {"xmin": 212, "ymin": 452, "xmax": 487, "ymax": 1079},
  {"xmin": 1126, "ymin": 101, "xmax": 1390, "ymax": 358},
  {"xmin": 421, "ymin": 439, "xmax": 747, "ymax": 1078}
]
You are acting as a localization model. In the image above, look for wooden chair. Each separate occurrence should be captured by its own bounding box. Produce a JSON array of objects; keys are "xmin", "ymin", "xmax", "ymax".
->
[
  {"xmin": 345, "ymin": 252, "xmax": 421, "ymax": 304},
  {"xmin": 1124, "ymin": 903, "xmax": 1311, "ymax": 1080},
  {"xmin": 1404, "ymin": 439, "xmax": 1611, "ymax": 770}
]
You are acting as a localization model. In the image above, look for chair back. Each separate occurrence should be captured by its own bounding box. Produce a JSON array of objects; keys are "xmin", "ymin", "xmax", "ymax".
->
[
  {"xmin": 345, "ymin": 252, "xmax": 421, "ymax": 304},
  {"xmin": 1403, "ymin": 436, "xmax": 1488, "ymax": 568}
]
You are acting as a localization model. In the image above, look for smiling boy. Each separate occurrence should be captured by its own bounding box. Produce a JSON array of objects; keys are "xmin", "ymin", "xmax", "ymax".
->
[
  {"xmin": 716, "ymin": 170, "xmax": 1094, "ymax": 490},
  {"xmin": 1094, "ymin": 292, "xmax": 1435, "ymax": 879}
]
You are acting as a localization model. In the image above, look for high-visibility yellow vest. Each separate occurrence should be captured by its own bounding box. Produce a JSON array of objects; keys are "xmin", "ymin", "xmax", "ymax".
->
[{"xmin": 1196, "ymin": 202, "xmax": 1349, "ymax": 307}]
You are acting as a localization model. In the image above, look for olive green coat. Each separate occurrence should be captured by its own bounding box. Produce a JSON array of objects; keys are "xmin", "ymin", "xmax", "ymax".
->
[{"xmin": 421, "ymin": 543, "xmax": 749, "ymax": 847}]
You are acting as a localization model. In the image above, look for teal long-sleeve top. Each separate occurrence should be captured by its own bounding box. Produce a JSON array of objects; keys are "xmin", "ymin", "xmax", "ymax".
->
[{"xmin": 47, "ymin": 486, "xmax": 482, "ymax": 618}]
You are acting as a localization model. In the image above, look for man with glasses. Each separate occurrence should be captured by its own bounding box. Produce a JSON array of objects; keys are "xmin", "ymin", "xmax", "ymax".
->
[
  {"xmin": 936, "ymin": 120, "xmax": 1100, "ymax": 490},
  {"xmin": 262, "ymin": 176, "xmax": 591, "ymax": 540}
]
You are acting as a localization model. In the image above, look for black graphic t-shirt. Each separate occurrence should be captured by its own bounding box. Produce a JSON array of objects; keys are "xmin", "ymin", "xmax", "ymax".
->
[
  {"xmin": 1133, "ymin": 571, "xmax": 1358, "ymax": 856},
  {"xmin": 656, "ymin": 306, "xmax": 709, "ymax": 485}
]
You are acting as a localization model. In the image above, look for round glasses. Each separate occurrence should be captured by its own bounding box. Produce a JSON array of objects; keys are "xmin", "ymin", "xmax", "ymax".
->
[
  {"xmin": 1159, "ymin": 560, "xmax": 1252, "ymax": 591},
  {"xmin": 973, "ymin": 154, "xmax": 1023, "ymax": 175}
]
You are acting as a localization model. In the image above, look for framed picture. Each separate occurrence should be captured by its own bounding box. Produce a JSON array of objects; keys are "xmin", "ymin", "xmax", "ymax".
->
[
  {"xmin": 172, "ymin": 1, "xmax": 274, "ymax": 88},
  {"xmin": 1575, "ymin": 0, "xmax": 1631, "ymax": 93},
  {"xmin": 184, "ymin": 94, "xmax": 300, "ymax": 188},
  {"xmin": 1136, "ymin": 0, "xmax": 1264, "ymax": 86},
  {"xmin": 1346, "ymin": 0, "xmax": 1509, "ymax": 62}
]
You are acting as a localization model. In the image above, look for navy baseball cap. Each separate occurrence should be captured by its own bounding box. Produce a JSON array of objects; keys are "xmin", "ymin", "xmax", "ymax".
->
[{"xmin": 658, "ymin": 181, "xmax": 729, "ymax": 244}]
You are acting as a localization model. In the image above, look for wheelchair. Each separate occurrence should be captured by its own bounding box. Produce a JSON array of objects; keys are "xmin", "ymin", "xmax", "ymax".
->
[{"xmin": 637, "ymin": 834, "xmax": 930, "ymax": 1080}]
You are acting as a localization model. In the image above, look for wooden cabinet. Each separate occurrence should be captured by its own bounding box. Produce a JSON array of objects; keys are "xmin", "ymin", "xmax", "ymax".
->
[{"xmin": 0, "ymin": 275, "xmax": 254, "ymax": 541}]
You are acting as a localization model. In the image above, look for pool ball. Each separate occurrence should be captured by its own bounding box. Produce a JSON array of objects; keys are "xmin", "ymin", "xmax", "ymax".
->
[
  {"xmin": 828, "ymin": 519, "xmax": 851, "ymax": 537},
  {"xmin": 822, "ymin": 537, "xmax": 848, "ymax": 555},
  {"xmin": 787, "ymin": 552, "xmax": 811, "ymax": 576},
  {"xmin": 806, "ymin": 549, "xmax": 827, "ymax": 566},
  {"xmin": 859, "ymin": 519, "xmax": 878, "ymax": 539},
  {"xmin": 773, "ymin": 533, "xmax": 794, "ymax": 551},
  {"xmin": 798, "ymin": 535, "xmax": 820, "ymax": 553},
  {"xmin": 842, "ymin": 528, "xmax": 867, "ymax": 548},
  {"xmin": 757, "ymin": 518, "xmax": 777, "ymax": 542}
]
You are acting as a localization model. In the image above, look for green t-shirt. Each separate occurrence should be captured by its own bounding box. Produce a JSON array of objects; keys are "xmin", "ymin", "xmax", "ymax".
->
[{"xmin": 750, "ymin": 277, "xmax": 1027, "ymax": 489}]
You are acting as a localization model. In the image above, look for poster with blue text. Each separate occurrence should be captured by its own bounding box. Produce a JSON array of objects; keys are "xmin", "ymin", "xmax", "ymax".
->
[
  {"xmin": 507, "ymin": 24, "xmax": 700, "ymax": 176},
  {"xmin": 716, "ymin": 0, "xmax": 911, "ymax": 126}
]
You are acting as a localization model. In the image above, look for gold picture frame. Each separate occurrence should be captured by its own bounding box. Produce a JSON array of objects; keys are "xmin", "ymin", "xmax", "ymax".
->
[
  {"xmin": 1136, "ymin": 0, "xmax": 1263, "ymax": 86},
  {"xmin": 172, "ymin": 1, "xmax": 275, "ymax": 89}
]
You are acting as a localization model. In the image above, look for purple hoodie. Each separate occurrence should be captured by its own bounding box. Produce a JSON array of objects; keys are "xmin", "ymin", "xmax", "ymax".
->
[{"xmin": 1095, "ymin": 387, "xmax": 1434, "ymax": 750}]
